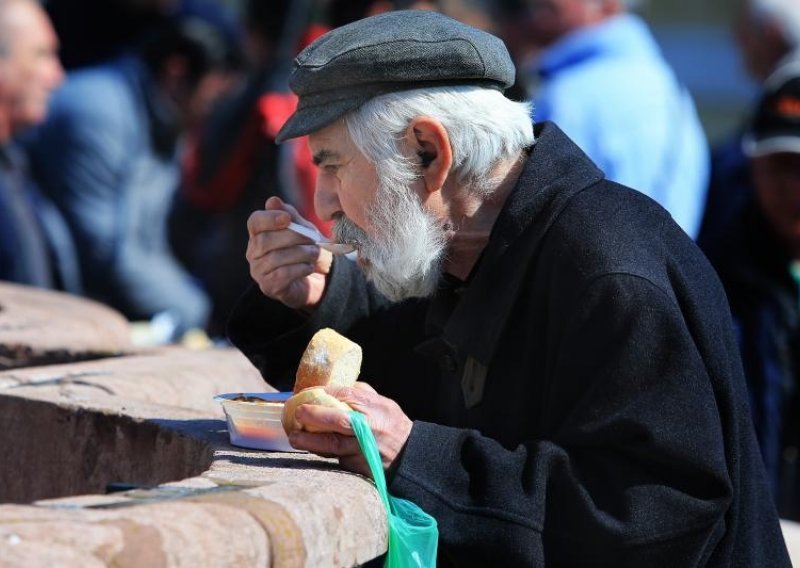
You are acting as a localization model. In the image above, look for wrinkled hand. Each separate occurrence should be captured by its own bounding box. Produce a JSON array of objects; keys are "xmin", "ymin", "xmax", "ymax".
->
[
  {"xmin": 246, "ymin": 196, "xmax": 332, "ymax": 310},
  {"xmin": 288, "ymin": 382, "xmax": 413, "ymax": 477}
]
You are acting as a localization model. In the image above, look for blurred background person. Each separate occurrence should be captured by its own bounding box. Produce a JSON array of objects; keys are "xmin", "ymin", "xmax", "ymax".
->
[
  {"xmin": 170, "ymin": 0, "xmax": 337, "ymax": 340},
  {"xmin": 0, "ymin": 0, "xmax": 78, "ymax": 291},
  {"xmin": 696, "ymin": 1, "xmax": 800, "ymax": 520},
  {"xmin": 736, "ymin": 0, "xmax": 800, "ymax": 82},
  {"xmin": 703, "ymin": 65, "xmax": 800, "ymax": 520},
  {"xmin": 45, "ymin": 0, "xmax": 172, "ymax": 71},
  {"xmin": 503, "ymin": 0, "xmax": 709, "ymax": 239},
  {"xmin": 699, "ymin": 0, "xmax": 800, "ymax": 253},
  {"xmin": 28, "ymin": 0, "xmax": 243, "ymax": 343}
]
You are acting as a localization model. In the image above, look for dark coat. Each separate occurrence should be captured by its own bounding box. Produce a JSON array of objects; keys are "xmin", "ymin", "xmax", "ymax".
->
[
  {"xmin": 228, "ymin": 122, "xmax": 789, "ymax": 566},
  {"xmin": 703, "ymin": 198, "xmax": 800, "ymax": 518},
  {"xmin": 0, "ymin": 143, "xmax": 81, "ymax": 293}
]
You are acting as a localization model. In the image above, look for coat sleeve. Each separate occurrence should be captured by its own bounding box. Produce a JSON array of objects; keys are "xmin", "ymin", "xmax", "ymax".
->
[{"xmin": 388, "ymin": 273, "xmax": 734, "ymax": 566}]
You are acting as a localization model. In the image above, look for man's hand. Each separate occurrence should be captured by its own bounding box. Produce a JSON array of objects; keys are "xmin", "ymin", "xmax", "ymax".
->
[
  {"xmin": 288, "ymin": 382, "xmax": 413, "ymax": 477},
  {"xmin": 245, "ymin": 196, "xmax": 332, "ymax": 310}
]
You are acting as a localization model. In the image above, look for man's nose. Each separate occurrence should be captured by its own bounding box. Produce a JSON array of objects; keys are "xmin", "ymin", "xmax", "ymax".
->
[{"xmin": 314, "ymin": 177, "xmax": 342, "ymax": 222}]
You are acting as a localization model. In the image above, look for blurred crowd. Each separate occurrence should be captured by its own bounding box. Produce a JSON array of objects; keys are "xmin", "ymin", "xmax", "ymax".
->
[{"xmin": 3, "ymin": 0, "xmax": 800, "ymax": 519}]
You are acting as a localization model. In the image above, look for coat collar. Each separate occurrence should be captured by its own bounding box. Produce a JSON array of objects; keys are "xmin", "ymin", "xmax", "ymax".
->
[{"xmin": 438, "ymin": 121, "xmax": 604, "ymax": 366}]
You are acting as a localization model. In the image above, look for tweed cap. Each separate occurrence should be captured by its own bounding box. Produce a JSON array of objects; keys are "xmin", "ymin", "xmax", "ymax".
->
[{"xmin": 275, "ymin": 10, "xmax": 516, "ymax": 143}]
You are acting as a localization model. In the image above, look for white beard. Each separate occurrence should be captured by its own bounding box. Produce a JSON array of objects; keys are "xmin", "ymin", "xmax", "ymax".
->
[{"xmin": 333, "ymin": 166, "xmax": 447, "ymax": 302}]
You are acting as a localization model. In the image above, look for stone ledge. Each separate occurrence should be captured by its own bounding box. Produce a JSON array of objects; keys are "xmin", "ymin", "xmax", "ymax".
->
[
  {"xmin": 0, "ymin": 282, "xmax": 133, "ymax": 370},
  {"xmin": 0, "ymin": 348, "xmax": 387, "ymax": 566},
  {"xmin": 0, "ymin": 462, "xmax": 387, "ymax": 567},
  {"xmin": 0, "ymin": 284, "xmax": 387, "ymax": 566}
]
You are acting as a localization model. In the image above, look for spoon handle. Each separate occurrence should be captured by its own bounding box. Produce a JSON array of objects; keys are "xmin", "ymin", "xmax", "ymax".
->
[{"xmin": 287, "ymin": 222, "xmax": 356, "ymax": 255}]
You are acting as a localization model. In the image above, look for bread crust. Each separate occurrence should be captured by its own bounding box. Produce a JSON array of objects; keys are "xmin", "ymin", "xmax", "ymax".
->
[
  {"xmin": 294, "ymin": 328, "xmax": 362, "ymax": 392},
  {"xmin": 282, "ymin": 329, "xmax": 362, "ymax": 435}
]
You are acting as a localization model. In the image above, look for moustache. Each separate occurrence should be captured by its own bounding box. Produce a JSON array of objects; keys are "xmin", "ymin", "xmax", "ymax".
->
[{"xmin": 332, "ymin": 214, "xmax": 370, "ymax": 246}]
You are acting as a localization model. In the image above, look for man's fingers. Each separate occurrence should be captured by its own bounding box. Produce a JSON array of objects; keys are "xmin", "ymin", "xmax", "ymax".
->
[
  {"xmin": 248, "ymin": 248, "xmax": 316, "ymax": 282},
  {"xmin": 325, "ymin": 384, "xmax": 379, "ymax": 412},
  {"xmin": 264, "ymin": 195, "xmax": 284, "ymax": 210},
  {"xmin": 247, "ymin": 208, "xmax": 291, "ymax": 238},
  {"xmin": 352, "ymin": 382, "xmax": 377, "ymax": 394},
  {"xmin": 253, "ymin": 262, "xmax": 314, "ymax": 289},
  {"xmin": 248, "ymin": 240, "xmax": 320, "ymax": 265},
  {"xmin": 265, "ymin": 195, "xmax": 303, "ymax": 220},
  {"xmin": 294, "ymin": 404, "xmax": 353, "ymax": 435},
  {"xmin": 247, "ymin": 227, "xmax": 319, "ymax": 262},
  {"xmin": 289, "ymin": 429, "xmax": 361, "ymax": 457}
]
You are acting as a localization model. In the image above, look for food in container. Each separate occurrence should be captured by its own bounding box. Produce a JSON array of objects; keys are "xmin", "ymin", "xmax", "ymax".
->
[{"xmin": 214, "ymin": 392, "xmax": 302, "ymax": 452}]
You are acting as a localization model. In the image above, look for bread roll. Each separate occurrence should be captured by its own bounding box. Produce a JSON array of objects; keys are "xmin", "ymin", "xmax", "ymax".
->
[
  {"xmin": 294, "ymin": 328, "xmax": 362, "ymax": 393},
  {"xmin": 281, "ymin": 329, "xmax": 361, "ymax": 435},
  {"xmin": 282, "ymin": 386, "xmax": 352, "ymax": 433}
]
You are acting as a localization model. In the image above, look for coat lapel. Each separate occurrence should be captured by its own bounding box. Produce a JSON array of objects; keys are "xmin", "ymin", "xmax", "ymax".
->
[{"xmin": 442, "ymin": 122, "xmax": 605, "ymax": 370}]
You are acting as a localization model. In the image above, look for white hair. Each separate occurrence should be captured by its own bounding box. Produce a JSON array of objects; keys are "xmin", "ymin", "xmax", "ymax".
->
[
  {"xmin": 343, "ymin": 85, "xmax": 534, "ymax": 196},
  {"xmin": 751, "ymin": 0, "xmax": 800, "ymax": 50}
]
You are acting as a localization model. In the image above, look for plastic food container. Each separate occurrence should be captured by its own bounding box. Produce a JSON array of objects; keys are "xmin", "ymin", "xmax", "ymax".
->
[{"xmin": 214, "ymin": 392, "xmax": 301, "ymax": 452}]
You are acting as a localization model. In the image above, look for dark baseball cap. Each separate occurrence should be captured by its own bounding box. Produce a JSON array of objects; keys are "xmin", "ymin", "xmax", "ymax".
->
[
  {"xmin": 275, "ymin": 10, "xmax": 516, "ymax": 143},
  {"xmin": 744, "ymin": 64, "xmax": 800, "ymax": 157}
]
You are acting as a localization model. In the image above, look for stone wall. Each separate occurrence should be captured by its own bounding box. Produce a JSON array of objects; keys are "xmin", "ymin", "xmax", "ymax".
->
[{"xmin": 0, "ymin": 283, "xmax": 387, "ymax": 566}]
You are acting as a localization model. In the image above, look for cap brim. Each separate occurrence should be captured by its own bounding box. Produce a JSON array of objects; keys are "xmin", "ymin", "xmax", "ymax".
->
[
  {"xmin": 743, "ymin": 134, "xmax": 800, "ymax": 157},
  {"xmin": 275, "ymin": 94, "xmax": 369, "ymax": 143}
]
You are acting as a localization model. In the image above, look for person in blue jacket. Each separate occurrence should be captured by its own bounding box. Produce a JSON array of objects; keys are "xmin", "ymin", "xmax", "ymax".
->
[
  {"xmin": 29, "ymin": 1, "xmax": 242, "ymax": 339},
  {"xmin": 227, "ymin": 10, "xmax": 790, "ymax": 566},
  {"xmin": 509, "ymin": 0, "xmax": 709, "ymax": 239}
]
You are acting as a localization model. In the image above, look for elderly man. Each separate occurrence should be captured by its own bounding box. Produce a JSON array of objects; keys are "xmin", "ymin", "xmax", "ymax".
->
[
  {"xmin": 228, "ymin": 10, "xmax": 790, "ymax": 566},
  {"xmin": 0, "ymin": 0, "xmax": 78, "ymax": 291}
]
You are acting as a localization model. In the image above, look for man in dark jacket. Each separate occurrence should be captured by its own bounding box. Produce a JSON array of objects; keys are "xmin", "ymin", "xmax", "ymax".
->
[
  {"xmin": 227, "ymin": 10, "xmax": 791, "ymax": 566},
  {"xmin": 704, "ymin": 64, "xmax": 800, "ymax": 520}
]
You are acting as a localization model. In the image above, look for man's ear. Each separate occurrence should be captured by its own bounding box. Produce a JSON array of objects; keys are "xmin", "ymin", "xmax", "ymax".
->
[{"xmin": 405, "ymin": 116, "xmax": 453, "ymax": 194}]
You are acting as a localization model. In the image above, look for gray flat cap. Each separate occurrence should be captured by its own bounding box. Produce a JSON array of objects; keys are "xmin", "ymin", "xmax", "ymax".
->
[{"xmin": 275, "ymin": 10, "xmax": 516, "ymax": 143}]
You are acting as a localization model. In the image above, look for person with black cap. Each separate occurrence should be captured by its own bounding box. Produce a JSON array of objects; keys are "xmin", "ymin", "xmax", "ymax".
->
[
  {"xmin": 699, "ymin": 0, "xmax": 800, "ymax": 270},
  {"xmin": 704, "ymin": 62, "xmax": 800, "ymax": 521},
  {"xmin": 227, "ymin": 10, "xmax": 790, "ymax": 566}
]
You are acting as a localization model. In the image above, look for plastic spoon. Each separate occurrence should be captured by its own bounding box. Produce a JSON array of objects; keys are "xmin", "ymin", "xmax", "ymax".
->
[{"xmin": 287, "ymin": 222, "xmax": 357, "ymax": 255}]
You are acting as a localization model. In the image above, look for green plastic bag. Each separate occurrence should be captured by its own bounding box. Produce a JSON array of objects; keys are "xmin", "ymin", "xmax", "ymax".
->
[{"xmin": 349, "ymin": 411, "xmax": 439, "ymax": 568}]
